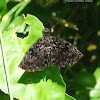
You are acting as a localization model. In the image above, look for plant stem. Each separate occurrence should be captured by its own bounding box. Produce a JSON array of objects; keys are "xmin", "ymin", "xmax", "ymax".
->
[
  {"xmin": 15, "ymin": 0, "xmax": 31, "ymax": 17},
  {"xmin": 1, "ymin": 2, "xmax": 23, "ymax": 32},
  {"xmin": 0, "ymin": 25, "xmax": 13, "ymax": 100}
]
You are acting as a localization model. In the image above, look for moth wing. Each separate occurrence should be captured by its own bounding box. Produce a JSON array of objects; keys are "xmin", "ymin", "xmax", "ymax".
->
[
  {"xmin": 19, "ymin": 37, "xmax": 49, "ymax": 72},
  {"xmin": 19, "ymin": 36, "xmax": 83, "ymax": 72},
  {"xmin": 50, "ymin": 36, "xmax": 83, "ymax": 67}
]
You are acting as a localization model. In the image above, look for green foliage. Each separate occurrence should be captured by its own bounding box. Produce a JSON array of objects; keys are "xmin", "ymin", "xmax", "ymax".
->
[
  {"xmin": 73, "ymin": 71, "xmax": 96, "ymax": 88},
  {"xmin": 0, "ymin": 0, "xmax": 6, "ymax": 19},
  {"xmin": 0, "ymin": 0, "xmax": 100, "ymax": 100},
  {"xmin": 90, "ymin": 68, "xmax": 100, "ymax": 100}
]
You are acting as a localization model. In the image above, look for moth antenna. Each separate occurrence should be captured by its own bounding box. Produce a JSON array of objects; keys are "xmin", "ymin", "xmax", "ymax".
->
[
  {"xmin": 52, "ymin": 22, "xmax": 59, "ymax": 29},
  {"xmin": 49, "ymin": 22, "xmax": 59, "ymax": 32}
]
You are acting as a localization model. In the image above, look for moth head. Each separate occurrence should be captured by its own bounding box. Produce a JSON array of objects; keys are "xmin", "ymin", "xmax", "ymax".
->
[{"xmin": 42, "ymin": 28, "xmax": 50, "ymax": 36}]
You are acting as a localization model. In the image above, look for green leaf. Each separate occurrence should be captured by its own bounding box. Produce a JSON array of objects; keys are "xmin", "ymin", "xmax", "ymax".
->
[
  {"xmin": 0, "ymin": 0, "xmax": 7, "ymax": 19},
  {"xmin": 89, "ymin": 67, "xmax": 100, "ymax": 100},
  {"xmin": 0, "ymin": 14, "xmax": 74, "ymax": 100},
  {"xmin": 65, "ymin": 94, "xmax": 76, "ymax": 100}
]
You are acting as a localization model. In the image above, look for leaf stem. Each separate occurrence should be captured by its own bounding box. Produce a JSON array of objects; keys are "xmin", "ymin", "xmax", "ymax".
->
[
  {"xmin": 1, "ymin": 2, "xmax": 23, "ymax": 32},
  {"xmin": 1, "ymin": 0, "xmax": 30, "ymax": 32},
  {"xmin": 15, "ymin": 0, "xmax": 31, "ymax": 17},
  {"xmin": 0, "ymin": 25, "xmax": 13, "ymax": 100}
]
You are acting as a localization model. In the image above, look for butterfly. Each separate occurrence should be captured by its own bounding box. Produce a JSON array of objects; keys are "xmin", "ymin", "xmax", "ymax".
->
[{"xmin": 19, "ymin": 28, "xmax": 83, "ymax": 72}]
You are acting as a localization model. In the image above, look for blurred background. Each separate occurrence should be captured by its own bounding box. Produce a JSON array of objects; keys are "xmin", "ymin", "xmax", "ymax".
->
[{"xmin": 1, "ymin": 0, "xmax": 100, "ymax": 100}]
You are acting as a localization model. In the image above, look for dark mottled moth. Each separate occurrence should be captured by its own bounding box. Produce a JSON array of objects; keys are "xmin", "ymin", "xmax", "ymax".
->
[{"xmin": 19, "ymin": 28, "xmax": 83, "ymax": 72}]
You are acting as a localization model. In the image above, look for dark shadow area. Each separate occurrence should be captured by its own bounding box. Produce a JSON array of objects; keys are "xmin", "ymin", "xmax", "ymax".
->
[{"xmin": 18, "ymin": 66, "xmax": 65, "ymax": 86}]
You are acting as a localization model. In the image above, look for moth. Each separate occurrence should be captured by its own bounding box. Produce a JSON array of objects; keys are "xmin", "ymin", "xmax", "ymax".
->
[{"xmin": 19, "ymin": 28, "xmax": 83, "ymax": 72}]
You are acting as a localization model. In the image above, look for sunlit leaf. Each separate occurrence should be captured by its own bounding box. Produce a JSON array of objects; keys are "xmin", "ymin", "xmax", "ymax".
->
[{"xmin": 89, "ymin": 67, "xmax": 100, "ymax": 100}]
